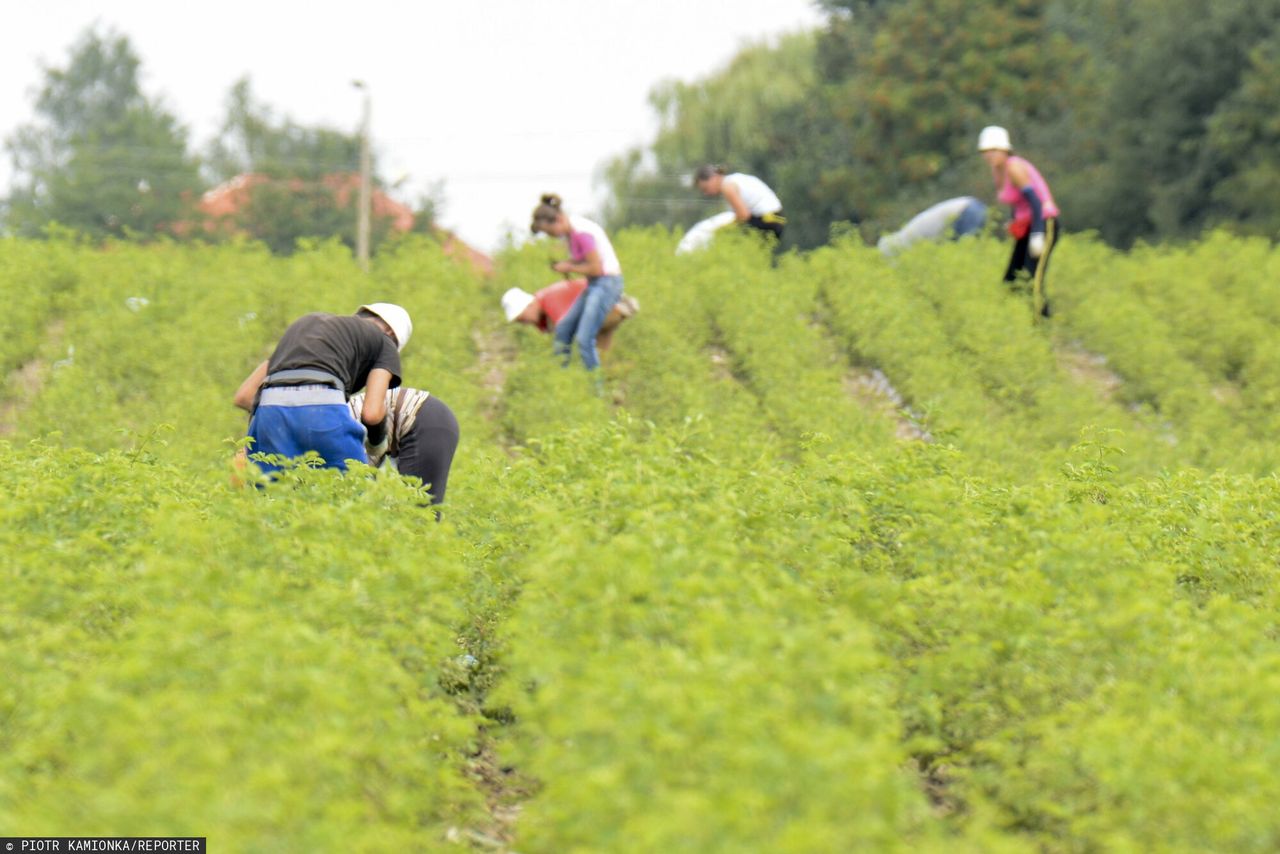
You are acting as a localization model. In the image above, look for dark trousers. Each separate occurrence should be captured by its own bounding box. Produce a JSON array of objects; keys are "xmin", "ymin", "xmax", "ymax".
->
[
  {"xmin": 397, "ymin": 396, "xmax": 459, "ymax": 505},
  {"xmin": 1004, "ymin": 217, "xmax": 1059, "ymax": 317},
  {"xmin": 745, "ymin": 210, "xmax": 785, "ymax": 239}
]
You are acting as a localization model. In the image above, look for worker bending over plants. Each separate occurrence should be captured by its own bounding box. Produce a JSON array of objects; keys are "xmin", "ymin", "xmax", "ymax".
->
[
  {"xmin": 693, "ymin": 165, "xmax": 786, "ymax": 240},
  {"xmin": 878, "ymin": 196, "xmax": 988, "ymax": 256},
  {"xmin": 233, "ymin": 303, "xmax": 410, "ymax": 475},
  {"xmin": 347, "ymin": 386, "xmax": 459, "ymax": 508},
  {"xmin": 978, "ymin": 126, "xmax": 1060, "ymax": 318},
  {"xmin": 501, "ymin": 279, "xmax": 639, "ymax": 355}
]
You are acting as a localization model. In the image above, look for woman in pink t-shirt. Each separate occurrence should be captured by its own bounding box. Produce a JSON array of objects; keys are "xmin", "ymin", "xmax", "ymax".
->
[
  {"xmin": 530, "ymin": 194, "xmax": 625, "ymax": 374},
  {"xmin": 978, "ymin": 126, "xmax": 1060, "ymax": 318}
]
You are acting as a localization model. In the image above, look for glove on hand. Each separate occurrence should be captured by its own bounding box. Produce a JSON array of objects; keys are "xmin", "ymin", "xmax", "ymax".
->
[
  {"xmin": 1029, "ymin": 232, "xmax": 1046, "ymax": 259},
  {"xmin": 364, "ymin": 418, "xmax": 389, "ymax": 467},
  {"xmin": 365, "ymin": 434, "xmax": 389, "ymax": 467}
]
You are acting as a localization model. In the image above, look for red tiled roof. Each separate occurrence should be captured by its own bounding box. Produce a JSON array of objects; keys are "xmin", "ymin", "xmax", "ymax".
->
[
  {"xmin": 194, "ymin": 173, "xmax": 493, "ymax": 274},
  {"xmin": 198, "ymin": 173, "xmax": 414, "ymax": 232}
]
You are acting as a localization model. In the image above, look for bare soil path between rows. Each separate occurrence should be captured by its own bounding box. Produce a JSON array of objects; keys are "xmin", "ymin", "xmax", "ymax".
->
[{"xmin": 0, "ymin": 319, "xmax": 66, "ymax": 437}]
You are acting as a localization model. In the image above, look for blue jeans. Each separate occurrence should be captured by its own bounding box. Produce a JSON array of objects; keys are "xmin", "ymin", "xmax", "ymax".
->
[
  {"xmin": 953, "ymin": 199, "xmax": 988, "ymax": 238},
  {"xmin": 553, "ymin": 275, "xmax": 623, "ymax": 371},
  {"xmin": 247, "ymin": 403, "xmax": 367, "ymax": 474}
]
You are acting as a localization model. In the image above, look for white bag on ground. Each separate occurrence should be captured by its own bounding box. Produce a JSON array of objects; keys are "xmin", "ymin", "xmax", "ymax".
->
[{"xmin": 676, "ymin": 211, "xmax": 737, "ymax": 255}]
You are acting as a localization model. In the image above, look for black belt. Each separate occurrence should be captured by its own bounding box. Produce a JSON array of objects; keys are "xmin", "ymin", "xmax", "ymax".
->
[
  {"xmin": 253, "ymin": 369, "xmax": 345, "ymax": 414},
  {"xmin": 261, "ymin": 369, "xmax": 345, "ymax": 391}
]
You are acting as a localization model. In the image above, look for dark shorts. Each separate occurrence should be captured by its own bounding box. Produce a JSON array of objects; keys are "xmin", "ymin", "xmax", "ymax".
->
[{"xmin": 745, "ymin": 210, "xmax": 786, "ymax": 239}]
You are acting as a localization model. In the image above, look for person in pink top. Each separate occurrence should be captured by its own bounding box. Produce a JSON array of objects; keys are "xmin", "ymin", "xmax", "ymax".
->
[
  {"xmin": 529, "ymin": 193, "xmax": 625, "ymax": 374},
  {"xmin": 978, "ymin": 126, "xmax": 1060, "ymax": 318}
]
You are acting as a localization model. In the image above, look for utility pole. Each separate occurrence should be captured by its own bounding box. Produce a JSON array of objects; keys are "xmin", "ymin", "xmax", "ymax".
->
[{"xmin": 353, "ymin": 80, "xmax": 372, "ymax": 271}]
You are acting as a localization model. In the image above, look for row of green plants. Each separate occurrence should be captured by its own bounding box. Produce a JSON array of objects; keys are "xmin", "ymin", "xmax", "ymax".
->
[
  {"xmin": 808, "ymin": 236, "xmax": 1188, "ymax": 478},
  {"xmin": 0, "ymin": 443, "xmax": 489, "ymax": 845},
  {"xmin": 0, "ymin": 235, "xmax": 506, "ymax": 847},
  {"xmin": 480, "ymin": 229, "xmax": 1280, "ymax": 849},
  {"xmin": 0, "ymin": 232, "xmax": 82, "ymax": 416},
  {"xmin": 468, "ymin": 253, "xmax": 943, "ymax": 846},
  {"xmin": 468, "ymin": 413, "xmax": 1280, "ymax": 850},
  {"xmin": 3, "ymin": 230, "xmax": 1280, "ymax": 850},
  {"xmin": 4, "ymin": 235, "xmax": 488, "ymax": 467},
  {"xmin": 1051, "ymin": 231, "xmax": 1280, "ymax": 472}
]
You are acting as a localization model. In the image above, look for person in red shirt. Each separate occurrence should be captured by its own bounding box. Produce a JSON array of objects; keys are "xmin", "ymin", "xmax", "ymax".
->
[{"xmin": 502, "ymin": 280, "xmax": 638, "ymax": 353}]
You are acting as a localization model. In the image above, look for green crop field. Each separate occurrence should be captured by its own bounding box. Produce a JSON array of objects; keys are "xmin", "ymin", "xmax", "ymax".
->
[{"xmin": 3, "ymin": 230, "xmax": 1280, "ymax": 852}]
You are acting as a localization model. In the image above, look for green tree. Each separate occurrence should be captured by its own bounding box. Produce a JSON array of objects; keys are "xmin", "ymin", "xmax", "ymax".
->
[
  {"xmin": 1086, "ymin": 0, "xmax": 1280, "ymax": 245},
  {"xmin": 601, "ymin": 2, "xmax": 1094, "ymax": 249},
  {"xmin": 407, "ymin": 180, "xmax": 448, "ymax": 236},
  {"xmin": 205, "ymin": 77, "xmax": 362, "ymax": 182},
  {"xmin": 1204, "ymin": 30, "xmax": 1280, "ymax": 236},
  {"xmin": 203, "ymin": 77, "xmax": 420, "ymax": 255},
  {"xmin": 599, "ymin": 33, "xmax": 817, "ymax": 243},
  {"xmin": 802, "ymin": 0, "xmax": 1095, "ymax": 241},
  {"xmin": 235, "ymin": 181, "xmax": 353, "ymax": 255},
  {"xmin": 4, "ymin": 27, "xmax": 201, "ymax": 239}
]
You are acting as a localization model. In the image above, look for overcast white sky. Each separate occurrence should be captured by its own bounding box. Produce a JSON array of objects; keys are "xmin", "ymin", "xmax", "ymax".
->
[{"xmin": 3, "ymin": 1, "xmax": 824, "ymax": 252}]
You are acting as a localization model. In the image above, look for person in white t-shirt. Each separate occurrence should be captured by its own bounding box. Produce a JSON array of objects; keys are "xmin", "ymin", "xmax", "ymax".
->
[
  {"xmin": 529, "ymin": 193, "xmax": 624, "ymax": 373},
  {"xmin": 693, "ymin": 165, "xmax": 786, "ymax": 239}
]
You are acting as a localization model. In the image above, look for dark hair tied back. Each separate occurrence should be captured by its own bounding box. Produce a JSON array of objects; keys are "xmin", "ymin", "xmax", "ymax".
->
[
  {"xmin": 531, "ymin": 193, "xmax": 565, "ymax": 233},
  {"xmin": 693, "ymin": 164, "xmax": 726, "ymax": 184}
]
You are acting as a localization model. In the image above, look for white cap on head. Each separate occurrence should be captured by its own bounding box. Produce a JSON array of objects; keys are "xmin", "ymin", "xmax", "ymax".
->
[
  {"xmin": 501, "ymin": 287, "xmax": 536, "ymax": 322},
  {"xmin": 358, "ymin": 303, "xmax": 412, "ymax": 351},
  {"xmin": 978, "ymin": 125, "xmax": 1012, "ymax": 152}
]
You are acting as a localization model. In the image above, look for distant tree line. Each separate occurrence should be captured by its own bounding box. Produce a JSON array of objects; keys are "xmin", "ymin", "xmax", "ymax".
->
[
  {"xmin": 12, "ymin": 5, "xmax": 1280, "ymax": 254},
  {"xmin": 602, "ymin": 0, "xmax": 1280, "ymax": 249},
  {"xmin": 2, "ymin": 27, "xmax": 442, "ymax": 253}
]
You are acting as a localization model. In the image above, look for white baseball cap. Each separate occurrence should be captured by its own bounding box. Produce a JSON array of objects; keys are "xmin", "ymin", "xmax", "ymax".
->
[
  {"xmin": 358, "ymin": 303, "xmax": 412, "ymax": 351},
  {"xmin": 978, "ymin": 125, "xmax": 1012, "ymax": 152},
  {"xmin": 501, "ymin": 287, "xmax": 536, "ymax": 322}
]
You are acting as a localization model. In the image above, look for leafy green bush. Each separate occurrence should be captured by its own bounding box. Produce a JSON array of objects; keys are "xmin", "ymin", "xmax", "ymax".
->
[
  {"xmin": 3, "ymin": 230, "xmax": 1280, "ymax": 850},
  {"xmin": 0, "ymin": 443, "xmax": 481, "ymax": 846}
]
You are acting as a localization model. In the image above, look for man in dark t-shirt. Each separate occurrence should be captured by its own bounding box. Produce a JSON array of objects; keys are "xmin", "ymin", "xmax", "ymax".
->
[{"xmin": 233, "ymin": 303, "xmax": 412, "ymax": 475}]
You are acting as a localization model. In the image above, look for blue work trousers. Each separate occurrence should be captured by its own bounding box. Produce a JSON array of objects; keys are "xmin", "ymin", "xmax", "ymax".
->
[{"xmin": 247, "ymin": 403, "xmax": 367, "ymax": 474}]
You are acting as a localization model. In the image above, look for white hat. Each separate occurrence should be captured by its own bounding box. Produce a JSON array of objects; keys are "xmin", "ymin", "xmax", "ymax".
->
[
  {"xmin": 978, "ymin": 125, "xmax": 1012, "ymax": 152},
  {"xmin": 501, "ymin": 287, "xmax": 536, "ymax": 322},
  {"xmin": 358, "ymin": 303, "xmax": 412, "ymax": 351}
]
